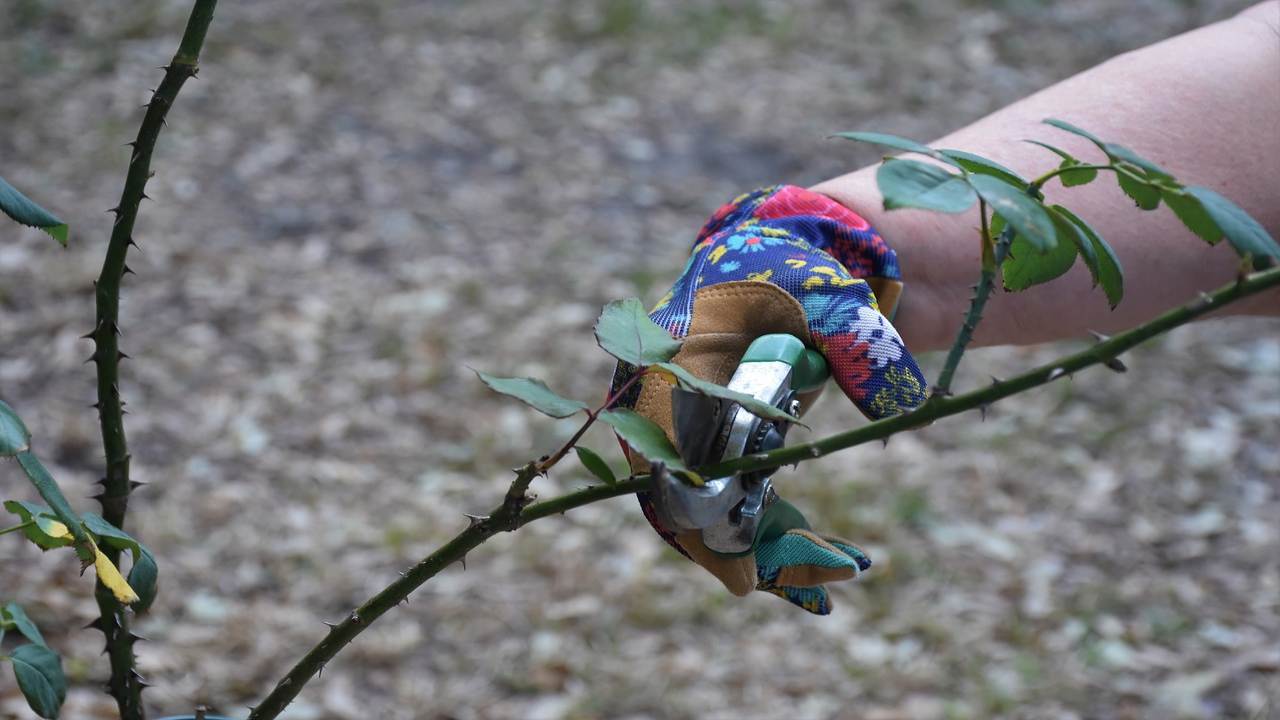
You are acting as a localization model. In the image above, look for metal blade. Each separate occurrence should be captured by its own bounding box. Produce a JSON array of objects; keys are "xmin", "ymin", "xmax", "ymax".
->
[{"xmin": 671, "ymin": 387, "xmax": 728, "ymax": 467}]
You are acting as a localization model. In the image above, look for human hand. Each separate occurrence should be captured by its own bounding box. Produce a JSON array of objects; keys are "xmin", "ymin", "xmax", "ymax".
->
[{"xmin": 610, "ymin": 185, "xmax": 928, "ymax": 614}]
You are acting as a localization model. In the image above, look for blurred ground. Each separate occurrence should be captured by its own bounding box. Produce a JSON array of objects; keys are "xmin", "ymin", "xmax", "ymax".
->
[{"xmin": 1, "ymin": 1, "xmax": 1277, "ymax": 718}]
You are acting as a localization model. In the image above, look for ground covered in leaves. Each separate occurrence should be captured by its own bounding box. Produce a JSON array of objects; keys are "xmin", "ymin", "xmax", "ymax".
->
[{"xmin": 1, "ymin": 1, "xmax": 1277, "ymax": 718}]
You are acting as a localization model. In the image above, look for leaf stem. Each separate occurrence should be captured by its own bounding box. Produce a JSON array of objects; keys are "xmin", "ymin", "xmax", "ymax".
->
[
  {"xmin": 534, "ymin": 365, "xmax": 647, "ymax": 473},
  {"xmin": 0, "ymin": 520, "xmax": 34, "ymax": 537},
  {"xmin": 87, "ymin": 2, "xmax": 218, "ymax": 718},
  {"xmin": 249, "ymin": 265, "xmax": 1280, "ymax": 720},
  {"xmin": 933, "ymin": 223, "xmax": 1016, "ymax": 395}
]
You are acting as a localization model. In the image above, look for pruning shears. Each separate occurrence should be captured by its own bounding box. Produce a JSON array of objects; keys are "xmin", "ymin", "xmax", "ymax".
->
[{"xmin": 650, "ymin": 334, "xmax": 828, "ymax": 555}]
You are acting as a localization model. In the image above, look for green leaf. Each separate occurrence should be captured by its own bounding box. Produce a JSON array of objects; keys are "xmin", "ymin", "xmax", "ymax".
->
[
  {"xmin": 574, "ymin": 446, "xmax": 617, "ymax": 485},
  {"xmin": 10, "ymin": 643, "xmax": 66, "ymax": 719},
  {"xmin": 473, "ymin": 371, "xmax": 588, "ymax": 419},
  {"xmin": 1185, "ymin": 186, "xmax": 1280, "ymax": 269},
  {"xmin": 1057, "ymin": 160, "xmax": 1097, "ymax": 187},
  {"xmin": 2, "ymin": 501, "xmax": 72, "ymax": 551},
  {"xmin": 1024, "ymin": 139, "xmax": 1079, "ymax": 163},
  {"xmin": 594, "ymin": 298, "xmax": 683, "ymax": 366},
  {"xmin": 0, "ymin": 399, "xmax": 32, "ymax": 456},
  {"xmin": 1115, "ymin": 166, "xmax": 1160, "ymax": 210},
  {"xmin": 969, "ymin": 175, "xmax": 1056, "ymax": 251},
  {"xmin": 0, "ymin": 176, "xmax": 68, "ymax": 246},
  {"xmin": 1055, "ymin": 207, "xmax": 1124, "ymax": 307},
  {"xmin": 597, "ymin": 409, "xmax": 687, "ymax": 471},
  {"xmin": 832, "ymin": 131, "xmax": 940, "ymax": 159},
  {"xmin": 1101, "ymin": 143, "xmax": 1172, "ymax": 180},
  {"xmin": 1002, "ymin": 220, "xmax": 1078, "ymax": 291},
  {"xmin": 81, "ymin": 513, "xmax": 159, "ymax": 613},
  {"xmin": 1160, "ymin": 188, "xmax": 1221, "ymax": 244},
  {"xmin": 938, "ymin": 149, "xmax": 1027, "ymax": 187},
  {"xmin": 1049, "ymin": 205, "xmax": 1098, "ymax": 283},
  {"xmin": 1043, "ymin": 118, "xmax": 1104, "ymax": 146},
  {"xmin": 655, "ymin": 362, "xmax": 801, "ymax": 425},
  {"xmin": 1, "ymin": 604, "xmax": 47, "ymax": 647},
  {"xmin": 876, "ymin": 158, "xmax": 976, "ymax": 214}
]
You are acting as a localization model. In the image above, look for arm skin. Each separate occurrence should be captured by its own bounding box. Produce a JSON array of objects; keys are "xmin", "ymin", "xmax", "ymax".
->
[{"xmin": 811, "ymin": 1, "xmax": 1280, "ymax": 352}]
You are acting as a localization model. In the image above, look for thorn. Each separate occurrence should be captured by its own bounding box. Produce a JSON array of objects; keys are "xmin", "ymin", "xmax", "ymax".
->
[
  {"xmin": 460, "ymin": 555, "xmax": 467, "ymax": 571},
  {"xmin": 1047, "ymin": 367, "xmax": 1065, "ymax": 381},
  {"xmin": 118, "ymin": 350, "xmax": 130, "ymax": 360},
  {"xmin": 91, "ymin": 401, "xmax": 101, "ymax": 410},
  {"xmin": 128, "ymin": 631, "xmax": 148, "ymax": 642},
  {"xmin": 127, "ymin": 237, "xmax": 139, "ymax": 249},
  {"xmin": 464, "ymin": 513, "xmax": 488, "ymax": 528},
  {"xmin": 89, "ymin": 492, "xmax": 105, "ymax": 502},
  {"xmin": 81, "ymin": 328, "xmax": 97, "ymax": 339},
  {"xmin": 989, "ymin": 375, "xmax": 1003, "ymax": 385},
  {"xmin": 322, "ymin": 620, "xmax": 337, "ymax": 628},
  {"xmin": 318, "ymin": 663, "xmax": 325, "ymax": 678},
  {"xmin": 139, "ymin": 192, "xmax": 151, "ymax": 201},
  {"xmin": 979, "ymin": 403, "xmax": 990, "ymax": 421},
  {"xmin": 130, "ymin": 480, "xmax": 147, "ymax": 490},
  {"xmin": 123, "ymin": 264, "xmax": 135, "ymax": 275},
  {"xmin": 880, "ymin": 437, "xmax": 890, "ymax": 448},
  {"xmin": 123, "ymin": 141, "xmax": 136, "ymax": 149},
  {"xmin": 1103, "ymin": 357, "xmax": 1128, "ymax": 373},
  {"xmin": 1088, "ymin": 330, "xmax": 1110, "ymax": 343},
  {"xmin": 84, "ymin": 618, "xmax": 107, "ymax": 632},
  {"xmin": 85, "ymin": 351, "xmax": 100, "ymax": 364},
  {"xmin": 106, "ymin": 206, "xmax": 121, "ymax": 215}
]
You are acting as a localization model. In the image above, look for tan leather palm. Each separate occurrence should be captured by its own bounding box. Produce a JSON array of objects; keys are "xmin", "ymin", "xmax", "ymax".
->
[{"xmin": 624, "ymin": 280, "xmax": 818, "ymax": 596}]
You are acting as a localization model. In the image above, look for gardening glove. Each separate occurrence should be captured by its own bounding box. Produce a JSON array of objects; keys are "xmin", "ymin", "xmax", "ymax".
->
[{"xmin": 611, "ymin": 185, "xmax": 928, "ymax": 615}]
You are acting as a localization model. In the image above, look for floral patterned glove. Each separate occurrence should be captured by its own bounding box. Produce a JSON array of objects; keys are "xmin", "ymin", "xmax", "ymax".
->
[{"xmin": 613, "ymin": 185, "xmax": 928, "ymax": 614}]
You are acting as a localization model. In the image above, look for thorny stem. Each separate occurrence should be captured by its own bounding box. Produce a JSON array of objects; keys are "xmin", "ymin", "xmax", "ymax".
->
[
  {"xmin": 248, "ymin": 266, "xmax": 1280, "ymax": 720},
  {"xmin": 934, "ymin": 222, "xmax": 1016, "ymax": 396},
  {"xmin": 88, "ymin": 2, "xmax": 218, "ymax": 718}
]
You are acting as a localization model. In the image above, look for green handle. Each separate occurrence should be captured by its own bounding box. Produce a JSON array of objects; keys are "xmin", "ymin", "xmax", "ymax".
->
[{"xmin": 740, "ymin": 334, "xmax": 829, "ymax": 392}]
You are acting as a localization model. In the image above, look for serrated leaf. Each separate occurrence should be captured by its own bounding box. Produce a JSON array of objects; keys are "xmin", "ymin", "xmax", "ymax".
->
[
  {"xmin": 597, "ymin": 409, "xmax": 687, "ymax": 471},
  {"xmin": 594, "ymin": 298, "xmax": 683, "ymax": 366},
  {"xmin": 1160, "ymin": 188, "xmax": 1221, "ymax": 244},
  {"xmin": 655, "ymin": 362, "xmax": 801, "ymax": 425},
  {"xmin": 10, "ymin": 643, "xmax": 66, "ymax": 719},
  {"xmin": 81, "ymin": 513, "xmax": 157, "ymax": 611},
  {"xmin": 1056, "ymin": 206, "xmax": 1124, "ymax": 307},
  {"xmin": 876, "ymin": 158, "xmax": 976, "ymax": 214},
  {"xmin": 574, "ymin": 446, "xmax": 617, "ymax": 485},
  {"xmin": 832, "ymin": 131, "xmax": 940, "ymax": 159},
  {"xmin": 969, "ymin": 175, "xmax": 1056, "ymax": 251},
  {"xmin": 1058, "ymin": 160, "xmax": 1097, "ymax": 187},
  {"xmin": 0, "ymin": 400, "xmax": 31, "ymax": 456},
  {"xmin": 473, "ymin": 371, "xmax": 587, "ymax": 418},
  {"xmin": 938, "ymin": 149, "xmax": 1027, "ymax": 187},
  {"xmin": 1049, "ymin": 205, "xmax": 1098, "ymax": 283},
  {"xmin": 1002, "ymin": 218, "xmax": 1077, "ymax": 291},
  {"xmin": 1185, "ymin": 186, "xmax": 1280, "ymax": 269},
  {"xmin": 0, "ymin": 176, "xmax": 68, "ymax": 247},
  {"xmin": 1116, "ymin": 166, "xmax": 1160, "ymax": 210},
  {"xmin": 2, "ymin": 501, "xmax": 72, "ymax": 551},
  {"xmin": 1, "ymin": 604, "xmax": 46, "ymax": 647}
]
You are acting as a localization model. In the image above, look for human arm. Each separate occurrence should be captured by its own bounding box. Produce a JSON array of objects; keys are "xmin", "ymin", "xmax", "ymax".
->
[{"xmin": 811, "ymin": 0, "xmax": 1280, "ymax": 352}]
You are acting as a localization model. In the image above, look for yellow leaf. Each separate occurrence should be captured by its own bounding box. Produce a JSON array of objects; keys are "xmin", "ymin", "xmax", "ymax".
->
[
  {"xmin": 90, "ymin": 537, "xmax": 140, "ymax": 604},
  {"xmin": 46, "ymin": 519, "xmax": 71, "ymax": 538}
]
